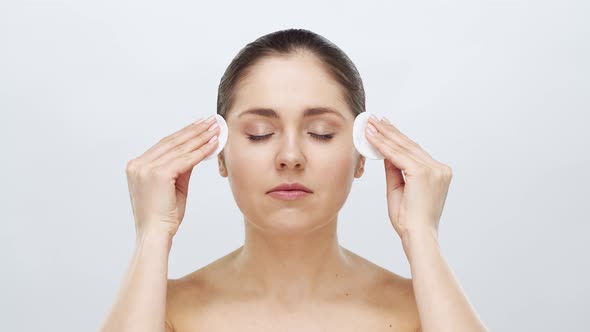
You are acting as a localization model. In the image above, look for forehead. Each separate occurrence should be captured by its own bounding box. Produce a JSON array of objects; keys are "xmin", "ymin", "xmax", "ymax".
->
[{"xmin": 229, "ymin": 52, "xmax": 351, "ymax": 120}]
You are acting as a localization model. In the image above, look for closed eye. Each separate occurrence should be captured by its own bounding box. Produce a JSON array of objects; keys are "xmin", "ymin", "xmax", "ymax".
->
[
  {"xmin": 247, "ymin": 133, "xmax": 273, "ymax": 141},
  {"xmin": 309, "ymin": 133, "xmax": 334, "ymax": 141},
  {"xmin": 247, "ymin": 133, "xmax": 334, "ymax": 142}
]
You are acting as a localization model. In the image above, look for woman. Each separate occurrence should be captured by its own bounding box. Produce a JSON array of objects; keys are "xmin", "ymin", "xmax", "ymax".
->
[{"xmin": 100, "ymin": 29, "xmax": 487, "ymax": 331}]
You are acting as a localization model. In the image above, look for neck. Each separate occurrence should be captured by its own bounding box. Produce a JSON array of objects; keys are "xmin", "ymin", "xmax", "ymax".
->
[{"xmin": 231, "ymin": 215, "xmax": 352, "ymax": 304}]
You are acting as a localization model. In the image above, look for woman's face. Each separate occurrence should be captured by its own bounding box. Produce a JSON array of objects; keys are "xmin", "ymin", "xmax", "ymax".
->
[{"xmin": 218, "ymin": 51, "xmax": 365, "ymax": 234}]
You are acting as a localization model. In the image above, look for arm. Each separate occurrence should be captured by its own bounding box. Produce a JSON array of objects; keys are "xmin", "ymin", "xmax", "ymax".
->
[
  {"xmin": 363, "ymin": 115, "xmax": 487, "ymax": 331},
  {"xmin": 100, "ymin": 115, "xmax": 221, "ymax": 331},
  {"xmin": 98, "ymin": 230, "xmax": 173, "ymax": 332},
  {"xmin": 402, "ymin": 228, "xmax": 488, "ymax": 332}
]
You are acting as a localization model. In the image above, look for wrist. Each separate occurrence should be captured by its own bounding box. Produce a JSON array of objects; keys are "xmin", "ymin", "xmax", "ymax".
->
[
  {"xmin": 136, "ymin": 227, "xmax": 174, "ymax": 252},
  {"xmin": 401, "ymin": 226, "xmax": 439, "ymax": 263}
]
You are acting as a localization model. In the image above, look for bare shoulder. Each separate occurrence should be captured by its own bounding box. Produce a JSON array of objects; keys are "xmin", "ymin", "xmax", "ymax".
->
[
  {"xmin": 165, "ymin": 249, "xmax": 240, "ymax": 331},
  {"xmin": 165, "ymin": 275, "xmax": 204, "ymax": 332},
  {"xmin": 342, "ymin": 248, "xmax": 421, "ymax": 330}
]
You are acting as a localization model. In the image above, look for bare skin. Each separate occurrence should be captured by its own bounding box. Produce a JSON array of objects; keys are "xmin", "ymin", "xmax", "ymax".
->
[
  {"xmin": 161, "ymin": 52, "xmax": 421, "ymax": 331},
  {"xmin": 165, "ymin": 247, "xmax": 421, "ymax": 332},
  {"xmin": 100, "ymin": 49, "xmax": 485, "ymax": 332}
]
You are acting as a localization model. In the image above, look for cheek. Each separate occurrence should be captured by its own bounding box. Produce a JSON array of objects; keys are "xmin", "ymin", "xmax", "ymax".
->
[
  {"xmin": 225, "ymin": 146, "xmax": 267, "ymax": 217},
  {"xmin": 225, "ymin": 139, "xmax": 269, "ymax": 198},
  {"xmin": 312, "ymin": 150, "xmax": 356, "ymax": 216},
  {"xmin": 314, "ymin": 145, "xmax": 357, "ymax": 186},
  {"xmin": 227, "ymin": 149, "xmax": 258, "ymax": 183}
]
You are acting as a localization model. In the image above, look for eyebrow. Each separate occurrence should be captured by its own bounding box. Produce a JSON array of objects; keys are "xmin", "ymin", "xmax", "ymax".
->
[{"xmin": 237, "ymin": 107, "xmax": 345, "ymax": 120}]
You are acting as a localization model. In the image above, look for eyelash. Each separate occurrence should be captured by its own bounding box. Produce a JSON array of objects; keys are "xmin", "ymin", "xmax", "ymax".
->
[{"xmin": 247, "ymin": 133, "xmax": 334, "ymax": 142}]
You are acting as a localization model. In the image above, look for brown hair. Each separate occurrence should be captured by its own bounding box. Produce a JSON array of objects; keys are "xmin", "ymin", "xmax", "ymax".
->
[{"xmin": 216, "ymin": 28, "xmax": 366, "ymax": 118}]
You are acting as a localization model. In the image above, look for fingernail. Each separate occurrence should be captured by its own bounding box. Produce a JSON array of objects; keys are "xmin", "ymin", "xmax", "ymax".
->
[
  {"xmin": 208, "ymin": 135, "xmax": 218, "ymax": 143},
  {"xmin": 366, "ymin": 123, "xmax": 377, "ymax": 136},
  {"xmin": 208, "ymin": 122, "xmax": 219, "ymax": 131}
]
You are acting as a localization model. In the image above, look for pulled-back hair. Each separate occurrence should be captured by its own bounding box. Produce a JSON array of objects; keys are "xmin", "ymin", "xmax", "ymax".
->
[{"xmin": 216, "ymin": 28, "xmax": 366, "ymax": 118}]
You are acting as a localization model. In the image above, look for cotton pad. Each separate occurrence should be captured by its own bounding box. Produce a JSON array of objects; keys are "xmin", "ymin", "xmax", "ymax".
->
[
  {"xmin": 353, "ymin": 112, "xmax": 385, "ymax": 160},
  {"xmin": 204, "ymin": 114, "xmax": 228, "ymax": 161}
]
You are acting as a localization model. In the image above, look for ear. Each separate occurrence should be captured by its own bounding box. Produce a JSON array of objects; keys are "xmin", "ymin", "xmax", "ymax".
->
[
  {"xmin": 354, "ymin": 154, "xmax": 365, "ymax": 178},
  {"xmin": 218, "ymin": 150, "xmax": 228, "ymax": 177}
]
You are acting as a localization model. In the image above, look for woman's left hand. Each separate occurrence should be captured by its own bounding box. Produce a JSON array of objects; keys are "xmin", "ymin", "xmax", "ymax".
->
[{"xmin": 365, "ymin": 114, "xmax": 453, "ymax": 240}]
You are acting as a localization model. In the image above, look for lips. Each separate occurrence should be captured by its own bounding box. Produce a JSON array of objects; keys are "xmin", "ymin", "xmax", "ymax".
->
[
  {"xmin": 267, "ymin": 190, "xmax": 311, "ymax": 200},
  {"xmin": 267, "ymin": 182, "xmax": 313, "ymax": 194}
]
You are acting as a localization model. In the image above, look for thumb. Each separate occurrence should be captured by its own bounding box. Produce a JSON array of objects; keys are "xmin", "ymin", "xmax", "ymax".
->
[
  {"xmin": 384, "ymin": 159, "xmax": 405, "ymax": 216},
  {"xmin": 176, "ymin": 166, "xmax": 194, "ymax": 198}
]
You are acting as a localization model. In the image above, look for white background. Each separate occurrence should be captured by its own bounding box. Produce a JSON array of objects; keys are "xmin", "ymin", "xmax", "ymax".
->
[{"xmin": 1, "ymin": 0, "xmax": 588, "ymax": 331}]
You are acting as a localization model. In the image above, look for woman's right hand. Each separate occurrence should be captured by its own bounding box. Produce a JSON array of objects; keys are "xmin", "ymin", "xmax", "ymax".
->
[{"xmin": 125, "ymin": 115, "xmax": 221, "ymax": 240}]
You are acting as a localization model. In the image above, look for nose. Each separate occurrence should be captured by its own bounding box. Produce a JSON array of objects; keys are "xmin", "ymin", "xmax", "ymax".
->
[{"xmin": 275, "ymin": 132, "xmax": 306, "ymax": 171}]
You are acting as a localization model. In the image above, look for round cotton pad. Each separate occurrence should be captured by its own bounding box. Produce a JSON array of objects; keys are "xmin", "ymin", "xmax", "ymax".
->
[
  {"xmin": 353, "ymin": 112, "xmax": 385, "ymax": 160},
  {"xmin": 204, "ymin": 114, "xmax": 228, "ymax": 161}
]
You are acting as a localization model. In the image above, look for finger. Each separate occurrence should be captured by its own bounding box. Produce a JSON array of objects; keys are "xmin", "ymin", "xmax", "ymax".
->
[
  {"xmin": 384, "ymin": 158, "xmax": 405, "ymax": 190},
  {"xmin": 369, "ymin": 116, "xmax": 432, "ymax": 160},
  {"xmin": 141, "ymin": 115, "xmax": 218, "ymax": 163},
  {"xmin": 153, "ymin": 135, "xmax": 219, "ymax": 180},
  {"xmin": 152, "ymin": 124, "xmax": 220, "ymax": 169},
  {"xmin": 368, "ymin": 116, "xmax": 435, "ymax": 166},
  {"xmin": 379, "ymin": 117, "xmax": 453, "ymax": 173},
  {"xmin": 365, "ymin": 123, "xmax": 422, "ymax": 173},
  {"xmin": 384, "ymin": 158, "xmax": 404, "ymax": 222},
  {"xmin": 374, "ymin": 116, "xmax": 452, "ymax": 174}
]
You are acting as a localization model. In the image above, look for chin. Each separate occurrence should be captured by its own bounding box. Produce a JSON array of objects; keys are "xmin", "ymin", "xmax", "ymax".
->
[{"xmin": 248, "ymin": 211, "xmax": 324, "ymax": 235}]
